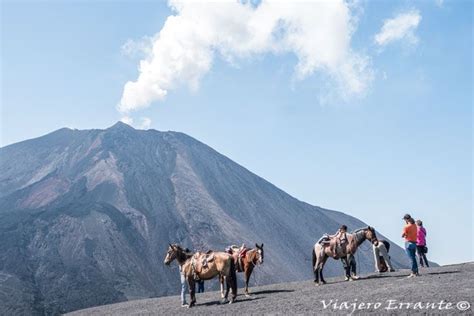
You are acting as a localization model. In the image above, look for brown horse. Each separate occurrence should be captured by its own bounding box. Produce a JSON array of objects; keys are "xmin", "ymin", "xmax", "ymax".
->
[
  {"xmin": 220, "ymin": 243, "xmax": 264, "ymax": 297},
  {"xmin": 164, "ymin": 244, "xmax": 237, "ymax": 307},
  {"xmin": 312, "ymin": 226, "xmax": 377, "ymax": 285}
]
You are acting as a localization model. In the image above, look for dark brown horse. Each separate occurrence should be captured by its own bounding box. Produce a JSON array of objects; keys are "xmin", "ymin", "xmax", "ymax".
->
[
  {"xmin": 220, "ymin": 243, "xmax": 264, "ymax": 297},
  {"xmin": 164, "ymin": 244, "xmax": 237, "ymax": 307},
  {"xmin": 312, "ymin": 227, "xmax": 377, "ymax": 285}
]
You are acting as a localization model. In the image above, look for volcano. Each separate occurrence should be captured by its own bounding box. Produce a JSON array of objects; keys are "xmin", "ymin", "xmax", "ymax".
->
[{"xmin": 0, "ymin": 122, "xmax": 409, "ymax": 315}]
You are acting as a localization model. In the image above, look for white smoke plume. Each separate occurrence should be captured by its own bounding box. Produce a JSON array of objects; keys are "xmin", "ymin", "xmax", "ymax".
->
[{"xmin": 118, "ymin": 0, "xmax": 373, "ymax": 114}]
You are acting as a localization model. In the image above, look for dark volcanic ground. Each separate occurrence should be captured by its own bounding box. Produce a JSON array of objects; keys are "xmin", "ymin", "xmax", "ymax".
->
[{"xmin": 68, "ymin": 262, "xmax": 473, "ymax": 315}]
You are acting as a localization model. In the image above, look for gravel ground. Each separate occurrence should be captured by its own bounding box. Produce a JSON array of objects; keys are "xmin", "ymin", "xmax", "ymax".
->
[{"xmin": 67, "ymin": 262, "xmax": 473, "ymax": 315}]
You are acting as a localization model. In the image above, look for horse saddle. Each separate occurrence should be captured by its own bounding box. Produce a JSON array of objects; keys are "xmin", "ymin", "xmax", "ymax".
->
[
  {"xmin": 192, "ymin": 251, "xmax": 215, "ymax": 277},
  {"xmin": 331, "ymin": 237, "xmax": 347, "ymax": 248},
  {"xmin": 318, "ymin": 235, "xmax": 330, "ymax": 245},
  {"xmin": 228, "ymin": 245, "xmax": 246, "ymax": 257},
  {"xmin": 227, "ymin": 245, "xmax": 247, "ymax": 272},
  {"xmin": 233, "ymin": 252, "xmax": 246, "ymax": 272},
  {"xmin": 319, "ymin": 234, "xmax": 347, "ymax": 248}
]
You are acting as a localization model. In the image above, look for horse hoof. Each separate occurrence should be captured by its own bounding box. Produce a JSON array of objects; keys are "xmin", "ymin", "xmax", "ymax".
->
[
  {"xmin": 221, "ymin": 299, "xmax": 228, "ymax": 304},
  {"xmin": 229, "ymin": 299, "xmax": 234, "ymax": 304}
]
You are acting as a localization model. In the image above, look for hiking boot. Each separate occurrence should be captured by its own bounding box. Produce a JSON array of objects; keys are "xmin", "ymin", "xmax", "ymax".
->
[
  {"xmin": 181, "ymin": 303, "xmax": 189, "ymax": 308},
  {"xmin": 407, "ymin": 273, "xmax": 416, "ymax": 278},
  {"xmin": 351, "ymin": 275, "xmax": 360, "ymax": 280}
]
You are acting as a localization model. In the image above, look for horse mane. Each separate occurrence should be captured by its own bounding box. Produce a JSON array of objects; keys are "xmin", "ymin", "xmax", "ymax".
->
[
  {"xmin": 171, "ymin": 244, "xmax": 193, "ymax": 261},
  {"xmin": 170, "ymin": 243, "xmax": 182, "ymax": 250},
  {"xmin": 351, "ymin": 227, "xmax": 366, "ymax": 234}
]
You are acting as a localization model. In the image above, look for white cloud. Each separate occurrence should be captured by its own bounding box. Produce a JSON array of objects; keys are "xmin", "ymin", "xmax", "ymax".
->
[
  {"xmin": 374, "ymin": 10, "xmax": 422, "ymax": 47},
  {"xmin": 118, "ymin": 0, "xmax": 373, "ymax": 113}
]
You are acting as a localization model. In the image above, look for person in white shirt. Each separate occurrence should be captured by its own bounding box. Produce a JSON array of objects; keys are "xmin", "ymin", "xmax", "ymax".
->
[{"xmin": 372, "ymin": 239, "xmax": 395, "ymax": 273}]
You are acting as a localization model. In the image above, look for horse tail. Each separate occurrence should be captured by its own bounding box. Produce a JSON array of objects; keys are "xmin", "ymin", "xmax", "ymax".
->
[
  {"xmin": 312, "ymin": 246, "xmax": 317, "ymax": 271},
  {"xmin": 229, "ymin": 257, "xmax": 238, "ymax": 298}
]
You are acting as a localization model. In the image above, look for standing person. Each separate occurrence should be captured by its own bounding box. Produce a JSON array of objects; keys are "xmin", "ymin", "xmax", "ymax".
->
[
  {"xmin": 416, "ymin": 220, "xmax": 429, "ymax": 267},
  {"xmin": 372, "ymin": 238, "xmax": 395, "ymax": 273},
  {"xmin": 180, "ymin": 270, "xmax": 188, "ymax": 307},
  {"xmin": 197, "ymin": 280, "xmax": 205, "ymax": 293},
  {"xmin": 179, "ymin": 247, "xmax": 192, "ymax": 307},
  {"xmin": 402, "ymin": 214, "xmax": 419, "ymax": 278},
  {"xmin": 341, "ymin": 255, "xmax": 358, "ymax": 281}
]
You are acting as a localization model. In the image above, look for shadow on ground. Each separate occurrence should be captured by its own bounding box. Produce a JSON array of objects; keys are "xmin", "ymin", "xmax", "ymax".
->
[
  {"xmin": 199, "ymin": 297, "xmax": 263, "ymax": 307},
  {"xmin": 251, "ymin": 289, "xmax": 295, "ymax": 295}
]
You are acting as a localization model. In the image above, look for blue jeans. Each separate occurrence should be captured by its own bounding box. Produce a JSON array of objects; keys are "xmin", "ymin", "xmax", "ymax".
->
[
  {"xmin": 197, "ymin": 280, "xmax": 204, "ymax": 293},
  {"xmin": 180, "ymin": 273, "xmax": 188, "ymax": 305},
  {"xmin": 405, "ymin": 242, "xmax": 418, "ymax": 274}
]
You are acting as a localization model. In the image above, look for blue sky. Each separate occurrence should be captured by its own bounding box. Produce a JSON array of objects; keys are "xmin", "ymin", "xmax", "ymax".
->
[{"xmin": 1, "ymin": 0, "xmax": 472, "ymax": 265}]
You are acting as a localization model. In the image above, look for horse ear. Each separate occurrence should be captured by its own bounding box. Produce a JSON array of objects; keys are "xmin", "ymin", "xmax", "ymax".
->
[
  {"xmin": 260, "ymin": 243, "xmax": 264, "ymax": 248},
  {"xmin": 169, "ymin": 243, "xmax": 172, "ymax": 248},
  {"xmin": 255, "ymin": 243, "xmax": 259, "ymax": 248}
]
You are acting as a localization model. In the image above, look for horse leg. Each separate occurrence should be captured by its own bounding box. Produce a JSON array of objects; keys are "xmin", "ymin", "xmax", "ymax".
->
[
  {"xmin": 342, "ymin": 256, "xmax": 351, "ymax": 280},
  {"xmin": 222, "ymin": 266, "xmax": 232, "ymax": 304},
  {"xmin": 313, "ymin": 247, "xmax": 319, "ymax": 283},
  {"xmin": 188, "ymin": 278, "xmax": 196, "ymax": 307},
  {"xmin": 219, "ymin": 275, "xmax": 226, "ymax": 299},
  {"xmin": 315, "ymin": 255, "xmax": 325, "ymax": 286},
  {"xmin": 244, "ymin": 266, "xmax": 253, "ymax": 296},
  {"xmin": 320, "ymin": 255, "xmax": 328, "ymax": 284},
  {"xmin": 230, "ymin": 258, "xmax": 238, "ymax": 303},
  {"xmin": 221, "ymin": 273, "xmax": 231, "ymax": 304}
]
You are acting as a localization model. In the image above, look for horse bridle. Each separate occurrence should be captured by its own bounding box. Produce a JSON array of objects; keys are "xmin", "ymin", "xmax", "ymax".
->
[
  {"xmin": 165, "ymin": 247, "xmax": 177, "ymax": 263},
  {"xmin": 248, "ymin": 248, "xmax": 261, "ymax": 267}
]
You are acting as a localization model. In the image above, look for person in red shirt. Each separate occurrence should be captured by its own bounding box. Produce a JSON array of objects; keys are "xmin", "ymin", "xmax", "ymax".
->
[{"xmin": 402, "ymin": 214, "xmax": 419, "ymax": 278}]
